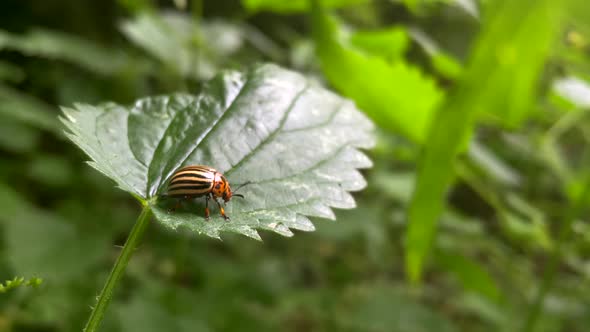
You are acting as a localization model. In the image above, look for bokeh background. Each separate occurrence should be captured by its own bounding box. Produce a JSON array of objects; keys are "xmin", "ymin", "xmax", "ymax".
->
[{"xmin": 1, "ymin": 0, "xmax": 590, "ymax": 331}]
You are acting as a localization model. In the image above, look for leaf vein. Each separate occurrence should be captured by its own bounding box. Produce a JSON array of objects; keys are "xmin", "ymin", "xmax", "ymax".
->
[
  {"xmin": 145, "ymin": 97, "xmax": 187, "ymax": 196},
  {"xmin": 225, "ymin": 82, "xmax": 311, "ymax": 177},
  {"xmin": 282, "ymin": 99, "xmax": 345, "ymax": 134},
  {"xmin": 244, "ymin": 198, "xmax": 322, "ymax": 215},
  {"xmin": 246, "ymin": 143, "xmax": 351, "ymax": 185},
  {"xmin": 127, "ymin": 117, "xmax": 148, "ymax": 169},
  {"xmin": 163, "ymin": 70, "xmax": 254, "ymax": 189}
]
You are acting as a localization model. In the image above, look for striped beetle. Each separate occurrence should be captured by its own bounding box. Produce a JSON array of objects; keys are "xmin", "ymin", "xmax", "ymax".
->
[{"xmin": 164, "ymin": 165, "xmax": 247, "ymax": 220}]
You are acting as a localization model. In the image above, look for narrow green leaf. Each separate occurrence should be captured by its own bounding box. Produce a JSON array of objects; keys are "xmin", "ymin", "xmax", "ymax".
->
[
  {"xmin": 311, "ymin": 1, "xmax": 444, "ymax": 143},
  {"xmin": 61, "ymin": 64, "xmax": 374, "ymax": 239},
  {"xmin": 242, "ymin": 0, "xmax": 369, "ymax": 13},
  {"xmin": 405, "ymin": 0, "xmax": 569, "ymax": 282},
  {"xmin": 468, "ymin": 0, "xmax": 566, "ymax": 126},
  {"xmin": 406, "ymin": 102, "xmax": 472, "ymax": 281}
]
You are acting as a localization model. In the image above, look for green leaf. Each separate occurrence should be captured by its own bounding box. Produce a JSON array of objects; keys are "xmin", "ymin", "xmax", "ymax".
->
[
  {"xmin": 311, "ymin": 1, "xmax": 444, "ymax": 143},
  {"xmin": 436, "ymin": 250, "xmax": 500, "ymax": 302},
  {"xmin": 501, "ymin": 212, "xmax": 545, "ymax": 249},
  {"xmin": 61, "ymin": 64, "xmax": 374, "ymax": 240},
  {"xmin": 430, "ymin": 53, "xmax": 463, "ymax": 80},
  {"xmin": 349, "ymin": 26, "xmax": 409, "ymax": 63},
  {"xmin": 0, "ymin": 84, "xmax": 61, "ymax": 135},
  {"xmin": 408, "ymin": 28, "xmax": 464, "ymax": 80},
  {"xmin": 405, "ymin": 0, "xmax": 569, "ymax": 283},
  {"xmin": 468, "ymin": 0, "xmax": 566, "ymax": 127},
  {"xmin": 0, "ymin": 182, "xmax": 109, "ymax": 281},
  {"xmin": 121, "ymin": 12, "xmax": 245, "ymax": 80},
  {"xmin": 0, "ymin": 28, "xmax": 133, "ymax": 75},
  {"xmin": 0, "ymin": 117, "xmax": 41, "ymax": 153},
  {"xmin": 27, "ymin": 154, "xmax": 74, "ymax": 187},
  {"xmin": 242, "ymin": 0, "xmax": 369, "ymax": 13}
]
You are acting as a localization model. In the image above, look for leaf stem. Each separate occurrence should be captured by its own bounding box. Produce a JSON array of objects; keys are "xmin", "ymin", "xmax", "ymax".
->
[
  {"xmin": 84, "ymin": 203, "xmax": 152, "ymax": 332},
  {"xmin": 521, "ymin": 179, "xmax": 590, "ymax": 332}
]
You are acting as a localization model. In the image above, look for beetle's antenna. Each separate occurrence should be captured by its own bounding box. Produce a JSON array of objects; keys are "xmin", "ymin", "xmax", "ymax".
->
[
  {"xmin": 231, "ymin": 181, "xmax": 251, "ymax": 199},
  {"xmin": 233, "ymin": 181, "xmax": 251, "ymax": 193}
]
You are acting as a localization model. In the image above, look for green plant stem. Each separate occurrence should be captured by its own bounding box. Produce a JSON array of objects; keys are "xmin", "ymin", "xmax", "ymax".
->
[
  {"xmin": 84, "ymin": 204, "xmax": 152, "ymax": 332},
  {"xmin": 521, "ymin": 180, "xmax": 590, "ymax": 332}
]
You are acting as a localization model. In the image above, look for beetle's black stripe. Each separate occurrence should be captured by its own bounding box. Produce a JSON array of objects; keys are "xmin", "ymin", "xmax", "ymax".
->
[
  {"xmin": 168, "ymin": 183, "xmax": 211, "ymax": 190},
  {"xmin": 170, "ymin": 179, "xmax": 210, "ymax": 187},
  {"xmin": 170, "ymin": 179, "xmax": 210, "ymax": 186},
  {"xmin": 169, "ymin": 180, "xmax": 211, "ymax": 187},
  {"xmin": 167, "ymin": 189, "xmax": 210, "ymax": 197}
]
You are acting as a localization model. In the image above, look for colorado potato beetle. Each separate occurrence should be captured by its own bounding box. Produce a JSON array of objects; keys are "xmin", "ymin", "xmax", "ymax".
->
[{"xmin": 164, "ymin": 165, "xmax": 247, "ymax": 220}]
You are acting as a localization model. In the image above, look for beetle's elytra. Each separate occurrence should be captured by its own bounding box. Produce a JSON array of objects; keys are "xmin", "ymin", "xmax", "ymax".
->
[{"xmin": 164, "ymin": 165, "xmax": 245, "ymax": 220}]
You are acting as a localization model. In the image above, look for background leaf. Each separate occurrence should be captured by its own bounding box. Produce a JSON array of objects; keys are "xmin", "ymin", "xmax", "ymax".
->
[
  {"xmin": 349, "ymin": 26, "xmax": 409, "ymax": 63},
  {"xmin": 0, "ymin": 84, "xmax": 61, "ymax": 135},
  {"xmin": 405, "ymin": 0, "xmax": 569, "ymax": 282},
  {"xmin": 0, "ymin": 28, "xmax": 133, "ymax": 75},
  {"xmin": 120, "ymin": 12, "xmax": 244, "ymax": 80},
  {"xmin": 468, "ymin": 0, "xmax": 566, "ymax": 127},
  {"xmin": 61, "ymin": 64, "xmax": 374, "ymax": 240},
  {"xmin": 311, "ymin": 1, "xmax": 444, "ymax": 143}
]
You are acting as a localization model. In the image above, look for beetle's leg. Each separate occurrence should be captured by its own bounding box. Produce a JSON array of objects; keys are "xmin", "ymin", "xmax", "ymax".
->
[
  {"xmin": 215, "ymin": 198, "xmax": 229, "ymax": 221},
  {"xmin": 205, "ymin": 194, "xmax": 211, "ymax": 220},
  {"xmin": 168, "ymin": 196, "xmax": 188, "ymax": 213}
]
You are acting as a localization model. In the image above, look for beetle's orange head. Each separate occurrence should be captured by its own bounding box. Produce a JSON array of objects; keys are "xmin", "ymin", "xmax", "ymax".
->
[
  {"xmin": 222, "ymin": 184, "xmax": 233, "ymax": 202},
  {"xmin": 211, "ymin": 173, "xmax": 230, "ymax": 201}
]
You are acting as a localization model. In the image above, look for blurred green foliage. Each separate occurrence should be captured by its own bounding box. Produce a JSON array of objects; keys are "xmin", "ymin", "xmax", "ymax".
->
[{"xmin": 1, "ymin": 0, "xmax": 590, "ymax": 332}]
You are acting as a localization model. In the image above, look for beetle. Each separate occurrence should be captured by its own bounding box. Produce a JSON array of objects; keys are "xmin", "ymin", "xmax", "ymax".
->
[{"xmin": 164, "ymin": 165, "xmax": 247, "ymax": 220}]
